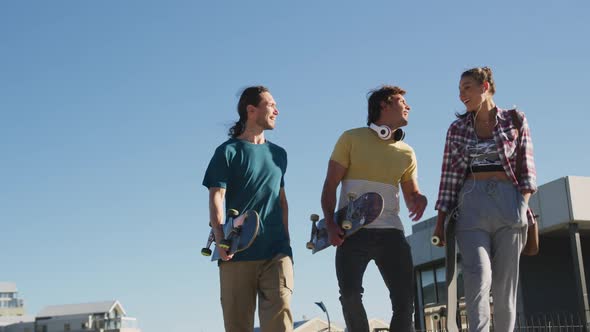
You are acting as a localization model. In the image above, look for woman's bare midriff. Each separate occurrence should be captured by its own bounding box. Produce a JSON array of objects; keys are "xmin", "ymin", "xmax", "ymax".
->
[{"xmin": 466, "ymin": 171, "xmax": 511, "ymax": 181}]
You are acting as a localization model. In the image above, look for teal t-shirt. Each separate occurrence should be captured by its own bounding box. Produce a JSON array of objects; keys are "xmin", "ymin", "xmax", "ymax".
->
[{"xmin": 202, "ymin": 138, "xmax": 292, "ymax": 261}]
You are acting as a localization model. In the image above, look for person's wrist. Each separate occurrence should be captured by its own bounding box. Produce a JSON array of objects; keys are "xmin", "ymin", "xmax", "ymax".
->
[{"xmin": 435, "ymin": 218, "xmax": 444, "ymax": 227}]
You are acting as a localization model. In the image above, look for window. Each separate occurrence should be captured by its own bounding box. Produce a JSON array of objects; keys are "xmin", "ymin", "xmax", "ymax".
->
[
  {"xmin": 421, "ymin": 269, "xmax": 436, "ymax": 305},
  {"xmin": 420, "ymin": 263, "xmax": 466, "ymax": 306},
  {"xmin": 435, "ymin": 266, "xmax": 446, "ymax": 304}
]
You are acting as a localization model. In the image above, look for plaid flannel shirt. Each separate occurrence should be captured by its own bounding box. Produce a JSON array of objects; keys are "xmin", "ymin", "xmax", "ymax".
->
[{"xmin": 435, "ymin": 107, "xmax": 537, "ymax": 218}]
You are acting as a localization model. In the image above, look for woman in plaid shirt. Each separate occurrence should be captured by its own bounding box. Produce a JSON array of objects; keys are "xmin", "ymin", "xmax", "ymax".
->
[{"xmin": 433, "ymin": 67, "xmax": 537, "ymax": 331}]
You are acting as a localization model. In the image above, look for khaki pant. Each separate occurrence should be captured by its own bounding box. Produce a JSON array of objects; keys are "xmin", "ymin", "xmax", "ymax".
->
[{"xmin": 219, "ymin": 254, "xmax": 294, "ymax": 332}]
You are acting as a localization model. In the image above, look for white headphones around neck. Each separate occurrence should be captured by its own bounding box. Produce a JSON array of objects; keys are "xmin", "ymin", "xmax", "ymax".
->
[{"xmin": 369, "ymin": 123, "xmax": 405, "ymax": 141}]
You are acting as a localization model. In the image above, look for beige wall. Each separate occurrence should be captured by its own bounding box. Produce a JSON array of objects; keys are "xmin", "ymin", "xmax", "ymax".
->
[{"xmin": 0, "ymin": 308, "xmax": 26, "ymax": 317}]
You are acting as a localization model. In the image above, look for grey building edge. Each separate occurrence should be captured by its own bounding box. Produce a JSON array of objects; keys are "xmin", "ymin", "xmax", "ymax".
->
[{"xmin": 407, "ymin": 176, "xmax": 590, "ymax": 330}]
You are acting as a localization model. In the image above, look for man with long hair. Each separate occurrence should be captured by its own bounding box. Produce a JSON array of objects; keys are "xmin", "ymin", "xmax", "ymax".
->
[{"xmin": 203, "ymin": 86, "xmax": 293, "ymax": 332}]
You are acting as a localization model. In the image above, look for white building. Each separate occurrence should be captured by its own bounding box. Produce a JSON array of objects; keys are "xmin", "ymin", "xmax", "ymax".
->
[
  {"xmin": 0, "ymin": 283, "xmax": 25, "ymax": 317},
  {"xmin": 1, "ymin": 300, "xmax": 140, "ymax": 332},
  {"xmin": 365, "ymin": 319, "xmax": 389, "ymax": 331},
  {"xmin": 35, "ymin": 300, "xmax": 140, "ymax": 332}
]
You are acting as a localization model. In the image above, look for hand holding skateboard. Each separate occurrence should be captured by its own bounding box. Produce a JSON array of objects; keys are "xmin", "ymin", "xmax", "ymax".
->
[
  {"xmin": 326, "ymin": 219, "xmax": 344, "ymax": 246},
  {"xmin": 306, "ymin": 192, "xmax": 384, "ymax": 254},
  {"xmin": 431, "ymin": 222, "xmax": 445, "ymax": 246},
  {"xmin": 201, "ymin": 209, "xmax": 260, "ymax": 262}
]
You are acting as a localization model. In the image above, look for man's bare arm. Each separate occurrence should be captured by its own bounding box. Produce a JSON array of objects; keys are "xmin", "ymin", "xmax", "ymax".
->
[
  {"xmin": 400, "ymin": 178, "xmax": 427, "ymax": 222},
  {"xmin": 280, "ymin": 187, "xmax": 289, "ymax": 240},
  {"xmin": 209, "ymin": 187, "xmax": 232, "ymax": 260},
  {"xmin": 321, "ymin": 160, "xmax": 348, "ymax": 246}
]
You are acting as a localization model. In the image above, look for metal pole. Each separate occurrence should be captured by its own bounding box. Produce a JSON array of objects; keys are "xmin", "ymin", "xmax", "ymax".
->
[
  {"xmin": 315, "ymin": 301, "xmax": 331, "ymax": 332},
  {"xmin": 569, "ymin": 222, "xmax": 590, "ymax": 330}
]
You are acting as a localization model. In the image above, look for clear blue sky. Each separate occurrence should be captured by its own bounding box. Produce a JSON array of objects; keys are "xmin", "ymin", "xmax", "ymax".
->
[{"xmin": 1, "ymin": 1, "xmax": 589, "ymax": 331}]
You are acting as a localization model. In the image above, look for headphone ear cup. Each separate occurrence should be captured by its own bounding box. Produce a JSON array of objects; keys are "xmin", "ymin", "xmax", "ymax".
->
[
  {"xmin": 378, "ymin": 127, "xmax": 391, "ymax": 140},
  {"xmin": 369, "ymin": 123, "xmax": 392, "ymax": 140},
  {"xmin": 393, "ymin": 128, "xmax": 405, "ymax": 142}
]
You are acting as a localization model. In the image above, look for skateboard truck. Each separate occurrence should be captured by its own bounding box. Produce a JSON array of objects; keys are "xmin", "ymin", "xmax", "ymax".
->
[
  {"xmin": 201, "ymin": 230, "xmax": 215, "ymax": 256},
  {"xmin": 306, "ymin": 214, "xmax": 320, "ymax": 250},
  {"xmin": 201, "ymin": 209, "xmax": 240, "ymax": 256},
  {"xmin": 219, "ymin": 209, "xmax": 240, "ymax": 250},
  {"xmin": 432, "ymin": 307, "xmax": 446, "ymax": 322},
  {"xmin": 227, "ymin": 211, "xmax": 249, "ymax": 254},
  {"xmin": 342, "ymin": 192, "xmax": 357, "ymax": 230},
  {"xmin": 201, "ymin": 210, "xmax": 260, "ymax": 261}
]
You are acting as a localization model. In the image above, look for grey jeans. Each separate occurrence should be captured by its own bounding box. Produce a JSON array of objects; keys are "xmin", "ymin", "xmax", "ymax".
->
[{"xmin": 455, "ymin": 179, "xmax": 527, "ymax": 332}]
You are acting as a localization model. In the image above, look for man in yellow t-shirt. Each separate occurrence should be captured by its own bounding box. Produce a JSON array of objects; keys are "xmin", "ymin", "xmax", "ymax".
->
[{"xmin": 321, "ymin": 85, "xmax": 427, "ymax": 332}]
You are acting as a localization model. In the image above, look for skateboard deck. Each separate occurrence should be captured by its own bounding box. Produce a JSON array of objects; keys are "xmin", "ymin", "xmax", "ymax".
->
[
  {"xmin": 445, "ymin": 207, "xmax": 460, "ymax": 332},
  {"xmin": 201, "ymin": 209, "xmax": 260, "ymax": 261},
  {"xmin": 306, "ymin": 192, "xmax": 384, "ymax": 254}
]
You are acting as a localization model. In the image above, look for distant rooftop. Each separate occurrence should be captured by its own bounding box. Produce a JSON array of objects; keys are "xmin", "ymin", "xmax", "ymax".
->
[
  {"xmin": 0, "ymin": 315, "xmax": 34, "ymax": 327},
  {"xmin": 0, "ymin": 282, "xmax": 17, "ymax": 293},
  {"xmin": 37, "ymin": 300, "xmax": 126, "ymax": 318}
]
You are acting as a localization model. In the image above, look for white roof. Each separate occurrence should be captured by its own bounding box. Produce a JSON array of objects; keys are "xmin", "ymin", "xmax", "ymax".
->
[
  {"xmin": 368, "ymin": 318, "xmax": 389, "ymax": 328},
  {"xmin": 293, "ymin": 318, "xmax": 344, "ymax": 332},
  {"xmin": 256, "ymin": 317, "xmax": 345, "ymax": 332},
  {"xmin": 0, "ymin": 282, "xmax": 17, "ymax": 293},
  {"xmin": 37, "ymin": 300, "xmax": 126, "ymax": 318}
]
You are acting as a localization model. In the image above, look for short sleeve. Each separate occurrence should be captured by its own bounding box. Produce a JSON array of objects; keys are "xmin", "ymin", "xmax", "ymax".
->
[
  {"xmin": 330, "ymin": 132, "xmax": 352, "ymax": 168},
  {"xmin": 202, "ymin": 146, "xmax": 230, "ymax": 189},
  {"xmin": 401, "ymin": 149, "xmax": 418, "ymax": 183}
]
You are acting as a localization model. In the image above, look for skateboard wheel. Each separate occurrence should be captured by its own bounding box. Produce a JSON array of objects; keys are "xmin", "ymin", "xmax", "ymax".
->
[
  {"xmin": 306, "ymin": 242, "xmax": 315, "ymax": 250},
  {"xmin": 201, "ymin": 248, "xmax": 212, "ymax": 256},
  {"xmin": 431, "ymin": 236, "xmax": 440, "ymax": 246},
  {"xmin": 432, "ymin": 312, "xmax": 441, "ymax": 322},
  {"xmin": 342, "ymin": 220, "xmax": 352, "ymax": 230},
  {"xmin": 347, "ymin": 192, "xmax": 357, "ymax": 200},
  {"xmin": 310, "ymin": 214, "xmax": 320, "ymax": 222},
  {"xmin": 219, "ymin": 241, "xmax": 230, "ymax": 250},
  {"xmin": 228, "ymin": 209, "xmax": 239, "ymax": 217}
]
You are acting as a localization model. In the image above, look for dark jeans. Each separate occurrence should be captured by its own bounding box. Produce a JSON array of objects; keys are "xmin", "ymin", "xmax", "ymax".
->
[{"xmin": 336, "ymin": 228, "xmax": 415, "ymax": 332}]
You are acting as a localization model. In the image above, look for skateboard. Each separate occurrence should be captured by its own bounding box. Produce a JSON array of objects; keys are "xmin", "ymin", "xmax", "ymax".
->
[
  {"xmin": 431, "ymin": 207, "xmax": 460, "ymax": 332},
  {"xmin": 201, "ymin": 209, "xmax": 260, "ymax": 261},
  {"xmin": 306, "ymin": 192, "xmax": 384, "ymax": 254}
]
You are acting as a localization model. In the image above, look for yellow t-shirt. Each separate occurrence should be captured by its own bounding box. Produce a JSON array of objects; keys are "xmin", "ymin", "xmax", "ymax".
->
[{"xmin": 330, "ymin": 127, "xmax": 418, "ymax": 230}]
